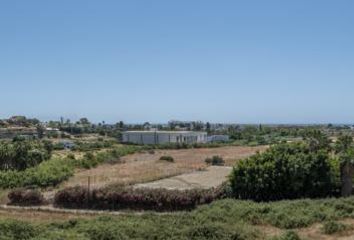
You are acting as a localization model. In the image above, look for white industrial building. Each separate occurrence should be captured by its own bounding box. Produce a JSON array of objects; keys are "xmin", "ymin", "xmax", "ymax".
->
[{"xmin": 122, "ymin": 131, "xmax": 207, "ymax": 145}]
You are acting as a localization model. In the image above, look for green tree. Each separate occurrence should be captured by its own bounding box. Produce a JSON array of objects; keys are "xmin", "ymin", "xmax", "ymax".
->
[
  {"xmin": 336, "ymin": 135, "xmax": 354, "ymax": 197},
  {"xmin": 304, "ymin": 129, "xmax": 331, "ymax": 152},
  {"xmin": 230, "ymin": 143, "xmax": 334, "ymax": 201}
]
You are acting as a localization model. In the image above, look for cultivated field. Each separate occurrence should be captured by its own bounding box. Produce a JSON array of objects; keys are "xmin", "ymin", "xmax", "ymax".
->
[{"xmin": 60, "ymin": 145, "xmax": 267, "ymax": 189}]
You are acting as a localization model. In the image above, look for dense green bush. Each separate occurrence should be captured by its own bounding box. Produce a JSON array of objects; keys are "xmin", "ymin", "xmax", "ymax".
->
[
  {"xmin": 0, "ymin": 139, "xmax": 52, "ymax": 171},
  {"xmin": 230, "ymin": 143, "xmax": 336, "ymax": 201},
  {"xmin": 205, "ymin": 155, "xmax": 225, "ymax": 166},
  {"xmin": 8, "ymin": 188, "xmax": 45, "ymax": 206},
  {"xmin": 77, "ymin": 152, "xmax": 99, "ymax": 169},
  {"xmin": 159, "ymin": 155, "xmax": 174, "ymax": 162},
  {"xmin": 0, "ymin": 220, "xmax": 38, "ymax": 240},
  {"xmin": 321, "ymin": 221, "xmax": 348, "ymax": 235},
  {"xmin": 0, "ymin": 157, "xmax": 75, "ymax": 188},
  {"xmin": 54, "ymin": 184, "xmax": 228, "ymax": 211}
]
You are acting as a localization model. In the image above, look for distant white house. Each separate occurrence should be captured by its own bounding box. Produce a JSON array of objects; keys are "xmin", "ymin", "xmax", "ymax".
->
[
  {"xmin": 122, "ymin": 131, "xmax": 207, "ymax": 145},
  {"xmin": 207, "ymin": 135, "xmax": 230, "ymax": 143}
]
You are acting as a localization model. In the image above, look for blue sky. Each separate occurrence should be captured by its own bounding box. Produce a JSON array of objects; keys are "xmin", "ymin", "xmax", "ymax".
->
[{"xmin": 0, "ymin": 0, "xmax": 353, "ymax": 124}]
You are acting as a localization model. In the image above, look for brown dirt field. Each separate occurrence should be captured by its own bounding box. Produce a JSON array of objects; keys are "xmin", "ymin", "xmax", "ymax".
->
[
  {"xmin": 60, "ymin": 146, "xmax": 267, "ymax": 190},
  {"xmin": 134, "ymin": 166, "xmax": 232, "ymax": 190}
]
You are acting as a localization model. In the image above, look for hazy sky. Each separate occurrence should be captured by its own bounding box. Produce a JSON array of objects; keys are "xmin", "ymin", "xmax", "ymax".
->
[{"xmin": 1, "ymin": 0, "xmax": 353, "ymax": 124}]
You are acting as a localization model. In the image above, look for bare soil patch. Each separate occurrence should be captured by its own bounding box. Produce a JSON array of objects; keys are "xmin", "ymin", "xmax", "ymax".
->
[
  {"xmin": 0, "ymin": 208, "xmax": 93, "ymax": 223},
  {"xmin": 134, "ymin": 166, "xmax": 232, "ymax": 190}
]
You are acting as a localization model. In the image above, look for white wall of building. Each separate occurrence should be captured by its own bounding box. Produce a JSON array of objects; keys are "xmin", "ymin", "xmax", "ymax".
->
[{"xmin": 122, "ymin": 131, "xmax": 207, "ymax": 145}]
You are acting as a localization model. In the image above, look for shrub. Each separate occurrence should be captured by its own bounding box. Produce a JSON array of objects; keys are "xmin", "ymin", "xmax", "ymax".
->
[
  {"xmin": 159, "ymin": 155, "xmax": 174, "ymax": 162},
  {"xmin": 53, "ymin": 142, "xmax": 65, "ymax": 150},
  {"xmin": 54, "ymin": 186, "xmax": 89, "ymax": 209},
  {"xmin": 205, "ymin": 156, "xmax": 225, "ymax": 166},
  {"xmin": 0, "ymin": 220, "xmax": 38, "ymax": 240},
  {"xmin": 96, "ymin": 150, "xmax": 122, "ymax": 165},
  {"xmin": 0, "ymin": 157, "xmax": 75, "ymax": 189},
  {"xmin": 22, "ymin": 157, "xmax": 75, "ymax": 187},
  {"xmin": 230, "ymin": 143, "xmax": 336, "ymax": 201},
  {"xmin": 76, "ymin": 148, "xmax": 129, "ymax": 169},
  {"xmin": 0, "ymin": 139, "xmax": 52, "ymax": 171},
  {"xmin": 321, "ymin": 221, "xmax": 348, "ymax": 235},
  {"xmin": 270, "ymin": 231, "xmax": 301, "ymax": 240},
  {"xmin": 67, "ymin": 153, "xmax": 76, "ymax": 160},
  {"xmin": 77, "ymin": 152, "xmax": 99, "ymax": 169},
  {"xmin": 8, "ymin": 188, "xmax": 45, "ymax": 206},
  {"xmin": 54, "ymin": 184, "xmax": 227, "ymax": 211}
]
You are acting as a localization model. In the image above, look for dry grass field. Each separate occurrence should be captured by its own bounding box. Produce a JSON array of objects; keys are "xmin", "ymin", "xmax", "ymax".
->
[
  {"xmin": 60, "ymin": 145, "xmax": 267, "ymax": 189},
  {"xmin": 134, "ymin": 166, "xmax": 233, "ymax": 190}
]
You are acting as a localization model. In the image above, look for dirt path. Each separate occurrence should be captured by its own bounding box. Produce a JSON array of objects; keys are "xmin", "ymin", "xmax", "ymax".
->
[
  {"xmin": 0, "ymin": 205, "xmax": 148, "ymax": 222},
  {"xmin": 134, "ymin": 166, "xmax": 232, "ymax": 190}
]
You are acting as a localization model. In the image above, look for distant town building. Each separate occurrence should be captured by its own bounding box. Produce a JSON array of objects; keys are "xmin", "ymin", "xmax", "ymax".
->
[
  {"xmin": 122, "ymin": 131, "xmax": 207, "ymax": 145},
  {"xmin": 0, "ymin": 127, "xmax": 37, "ymax": 139},
  {"xmin": 207, "ymin": 135, "xmax": 230, "ymax": 143},
  {"xmin": 45, "ymin": 127, "xmax": 60, "ymax": 132}
]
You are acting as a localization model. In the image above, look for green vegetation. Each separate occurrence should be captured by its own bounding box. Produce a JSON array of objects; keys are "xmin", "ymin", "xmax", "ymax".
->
[
  {"xmin": 205, "ymin": 155, "xmax": 225, "ymax": 166},
  {"xmin": 0, "ymin": 138, "xmax": 52, "ymax": 171},
  {"xmin": 321, "ymin": 220, "xmax": 349, "ymax": 235},
  {"xmin": 0, "ymin": 157, "xmax": 75, "ymax": 188},
  {"xmin": 230, "ymin": 142, "xmax": 335, "ymax": 201},
  {"xmin": 72, "ymin": 140, "xmax": 115, "ymax": 152},
  {"xmin": 159, "ymin": 155, "xmax": 174, "ymax": 162},
  {"xmin": 335, "ymin": 135, "xmax": 354, "ymax": 197},
  {"xmin": 269, "ymin": 231, "xmax": 301, "ymax": 240},
  {"xmin": 75, "ymin": 145, "xmax": 142, "ymax": 169},
  {"xmin": 5, "ymin": 196, "xmax": 354, "ymax": 239},
  {"xmin": 0, "ymin": 144, "xmax": 144, "ymax": 188}
]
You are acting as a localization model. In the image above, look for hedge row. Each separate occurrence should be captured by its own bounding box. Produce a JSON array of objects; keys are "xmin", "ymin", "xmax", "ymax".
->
[
  {"xmin": 0, "ymin": 157, "xmax": 75, "ymax": 188},
  {"xmin": 8, "ymin": 188, "xmax": 45, "ymax": 206},
  {"xmin": 54, "ymin": 184, "xmax": 229, "ymax": 211}
]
